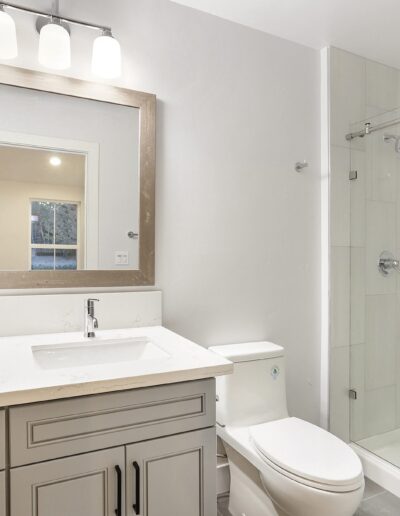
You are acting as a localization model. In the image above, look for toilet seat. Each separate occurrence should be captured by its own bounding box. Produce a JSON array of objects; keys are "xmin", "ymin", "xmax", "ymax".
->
[{"xmin": 249, "ymin": 417, "xmax": 364, "ymax": 493}]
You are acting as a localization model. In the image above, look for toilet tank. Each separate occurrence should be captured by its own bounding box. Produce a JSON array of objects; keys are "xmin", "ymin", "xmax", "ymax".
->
[{"xmin": 209, "ymin": 342, "xmax": 289, "ymax": 427}]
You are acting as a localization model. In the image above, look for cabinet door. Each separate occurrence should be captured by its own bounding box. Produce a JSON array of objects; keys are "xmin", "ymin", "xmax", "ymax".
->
[
  {"xmin": 126, "ymin": 428, "xmax": 216, "ymax": 516},
  {"xmin": 11, "ymin": 447, "xmax": 124, "ymax": 516},
  {"xmin": 0, "ymin": 471, "xmax": 5, "ymax": 516}
]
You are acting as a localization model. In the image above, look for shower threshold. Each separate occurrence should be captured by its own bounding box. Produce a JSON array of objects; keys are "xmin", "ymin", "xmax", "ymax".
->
[
  {"xmin": 352, "ymin": 431, "xmax": 400, "ymax": 499},
  {"xmin": 357, "ymin": 428, "xmax": 400, "ymax": 468}
]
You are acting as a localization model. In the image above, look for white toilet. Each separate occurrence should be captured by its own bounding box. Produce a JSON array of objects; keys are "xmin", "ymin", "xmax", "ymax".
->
[{"xmin": 210, "ymin": 342, "xmax": 364, "ymax": 516}]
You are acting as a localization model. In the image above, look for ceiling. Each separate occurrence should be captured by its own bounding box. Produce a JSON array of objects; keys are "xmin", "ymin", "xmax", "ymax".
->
[
  {"xmin": 172, "ymin": 0, "xmax": 400, "ymax": 69},
  {"xmin": 0, "ymin": 145, "xmax": 85, "ymax": 188}
]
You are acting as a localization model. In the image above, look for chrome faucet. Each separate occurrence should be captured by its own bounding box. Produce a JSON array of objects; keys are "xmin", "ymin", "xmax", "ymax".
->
[{"xmin": 84, "ymin": 298, "xmax": 99, "ymax": 338}]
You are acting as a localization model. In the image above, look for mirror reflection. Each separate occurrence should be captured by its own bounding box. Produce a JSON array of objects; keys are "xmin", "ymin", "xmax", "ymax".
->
[{"xmin": 0, "ymin": 84, "xmax": 140, "ymax": 271}]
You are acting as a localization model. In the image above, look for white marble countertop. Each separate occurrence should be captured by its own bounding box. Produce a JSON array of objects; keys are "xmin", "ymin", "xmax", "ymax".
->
[{"xmin": 0, "ymin": 326, "xmax": 233, "ymax": 406}]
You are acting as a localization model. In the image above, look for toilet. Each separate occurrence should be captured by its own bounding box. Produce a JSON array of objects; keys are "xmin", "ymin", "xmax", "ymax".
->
[{"xmin": 210, "ymin": 342, "xmax": 364, "ymax": 516}]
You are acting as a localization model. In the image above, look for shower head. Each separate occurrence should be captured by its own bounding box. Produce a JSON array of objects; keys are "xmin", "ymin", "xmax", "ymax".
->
[{"xmin": 383, "ymin": 133, "xmax": 400, "ymax": 153}]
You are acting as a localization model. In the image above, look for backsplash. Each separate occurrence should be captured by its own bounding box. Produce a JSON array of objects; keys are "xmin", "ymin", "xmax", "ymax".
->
[{"xmin": 0, "ymin": 291, "xmax": 162, "ymax": 337}]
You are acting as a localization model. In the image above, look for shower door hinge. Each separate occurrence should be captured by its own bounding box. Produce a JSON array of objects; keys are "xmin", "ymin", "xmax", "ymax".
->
[
  {"xmin": 349, "ymin": 170, "xmax": 358, "ymax": 180},
  {"xmin": 349, "ymin": 389, "xmax": 358, "ymax": 400}
]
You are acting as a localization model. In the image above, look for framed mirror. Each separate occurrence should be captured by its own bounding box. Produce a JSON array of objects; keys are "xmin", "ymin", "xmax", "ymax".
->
[{"xmin": 0, "ymin": 64, "xmax": 155, "ymax": 289}]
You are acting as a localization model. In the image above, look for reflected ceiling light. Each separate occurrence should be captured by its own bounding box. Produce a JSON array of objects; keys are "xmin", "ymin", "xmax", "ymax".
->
[
  {"xmin": 38, "ymin": 19, "xmax": 71, "ymax": 70},
  {"xmin": 0, "ymin": 3, "xmax": 122, "ymax": 79},
  {"xmin": 49, "ymin": 156, "xmax": 62, "ymax": 167},
  {"xmin": 92, "ymin": 30, "xmax": 122, "ymax": 79},
  {"xmin": 0, "ymin": 5, "xmax": 18, "ymax": 59}
]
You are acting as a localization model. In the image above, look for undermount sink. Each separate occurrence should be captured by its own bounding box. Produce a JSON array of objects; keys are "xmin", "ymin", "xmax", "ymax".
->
[{"xmin": 31, "ymin": 336, "xmax": 170, "ymax": 369}]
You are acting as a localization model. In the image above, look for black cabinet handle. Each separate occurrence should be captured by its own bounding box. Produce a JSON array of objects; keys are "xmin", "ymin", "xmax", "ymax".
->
[
  {"xmin": 115, "ymin": 465, "xmax": 122, "ymax": 516},
  {"xmin": 133, "ymin": 461, "xmax": 140, "ymax": 514}
]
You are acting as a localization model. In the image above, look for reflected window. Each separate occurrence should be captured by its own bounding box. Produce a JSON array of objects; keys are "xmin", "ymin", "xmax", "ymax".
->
[{"xmin": 30, "ymin": 200, "xmax": 79, "ymax": 270}]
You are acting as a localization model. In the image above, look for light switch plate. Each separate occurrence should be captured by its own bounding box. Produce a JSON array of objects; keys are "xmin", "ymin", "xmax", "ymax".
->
[{"xmin": 114, "ymin": 251, "xmax": 129, "ymax": 265}]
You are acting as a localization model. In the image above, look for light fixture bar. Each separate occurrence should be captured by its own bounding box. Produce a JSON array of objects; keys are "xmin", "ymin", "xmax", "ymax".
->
[{"xmin": 0, "ymin": 1, "xmax": 112, "ymax": 33}]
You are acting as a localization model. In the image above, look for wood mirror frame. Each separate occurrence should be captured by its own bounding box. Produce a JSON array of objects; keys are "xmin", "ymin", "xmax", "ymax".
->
[{"xmin": 0, "ymin": 64, "xmax": 155, "ymax": 289}]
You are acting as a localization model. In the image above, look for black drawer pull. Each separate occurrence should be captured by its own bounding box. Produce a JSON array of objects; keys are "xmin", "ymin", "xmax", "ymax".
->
[
  {"xmin": 133, "ymin": 461, "xmax": 140, "ymax": 514},
  {"xmin": 115, "ymin": 465, "xmax": 122, "ymax": 516}
]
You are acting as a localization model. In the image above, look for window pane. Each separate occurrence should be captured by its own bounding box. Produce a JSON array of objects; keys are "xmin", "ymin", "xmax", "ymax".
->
[
  {"xmin": 55, "ymin": 203, "xmax": 78, "ymax": 245},
  {"xmin": 31, "ymin": 248, "xmax": 55, "ymax": 270},
  {"xmin": 31, "ymin": 201, "xmax": 54, "ymax": 245},
  {"xmin": 55, "ymin": 249, "xmax": 77, "ymax": 270}
]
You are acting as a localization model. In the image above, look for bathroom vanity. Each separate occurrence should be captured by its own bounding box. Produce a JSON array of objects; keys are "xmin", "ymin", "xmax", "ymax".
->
[
  {"xmin": 0, "ymin": 59, "xmax": 234, "ymax": 515},
  {"xmin": 0, "ymin": 326, "xmax": 232, "ymax": 516}
]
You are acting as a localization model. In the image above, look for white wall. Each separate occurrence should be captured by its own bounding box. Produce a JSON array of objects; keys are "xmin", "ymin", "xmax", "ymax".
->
[{"xmin": 0, "ymin": 0, "xmax": 321, "ymax": 423}]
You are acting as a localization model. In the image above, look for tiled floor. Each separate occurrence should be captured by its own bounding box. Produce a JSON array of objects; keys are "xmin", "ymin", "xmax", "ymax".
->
[
  {"xmin": 217, "ymin": 478, "xmax": 400, "ymax": 516},
  {"xmin": 356, "ymin": 479, "xmax": 400, "ymax": 516}
]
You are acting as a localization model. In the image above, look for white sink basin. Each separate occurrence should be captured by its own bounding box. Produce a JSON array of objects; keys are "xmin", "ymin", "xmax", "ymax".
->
[{"xmin": 32, "ymin": 336, "xmax": 170, "ymax": 369}]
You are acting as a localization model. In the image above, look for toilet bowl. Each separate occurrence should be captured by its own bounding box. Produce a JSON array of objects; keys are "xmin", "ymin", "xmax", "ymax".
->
[{"xmin": 210, "ymin": 342, "xmax": 364, "ymax": 516}]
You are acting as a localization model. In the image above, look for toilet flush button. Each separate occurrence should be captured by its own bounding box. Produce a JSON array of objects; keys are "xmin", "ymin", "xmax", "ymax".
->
[{"xmin": 271, "ymin": 366, "xmax": 280, "ymax": 380}]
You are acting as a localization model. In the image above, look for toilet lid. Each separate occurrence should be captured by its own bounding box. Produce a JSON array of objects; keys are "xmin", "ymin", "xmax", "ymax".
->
[{"xmin": 249, "ymin": 417, "xmax": 363, "ymax": 488}]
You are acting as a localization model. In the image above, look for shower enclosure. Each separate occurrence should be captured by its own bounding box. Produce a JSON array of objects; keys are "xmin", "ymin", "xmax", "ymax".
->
[{"xmin": 347, "ymin": 108, "xmax": 400, "ymax": 475}]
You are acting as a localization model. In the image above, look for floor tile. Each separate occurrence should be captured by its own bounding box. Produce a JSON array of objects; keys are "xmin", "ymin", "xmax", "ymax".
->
[
  {"xmin": 355, "ymin": 491, "xmax": 400, "ymax": 515},
  {"xmin": 217, "ymin": 495, "xmax": 231, "ymax": 516},
  {"xmin": 218, "ymin": 479, "xmax": 400, "ymax": 516},
  {"xmin": 362, "ymin": 478, "xmax": 385, "ymax": 500}
]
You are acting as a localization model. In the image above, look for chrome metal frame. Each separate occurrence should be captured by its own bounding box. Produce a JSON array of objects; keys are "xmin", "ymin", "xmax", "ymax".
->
[
  {"xmin": 0, "ymin": 1, "xmax": 112, "ymax": 33},
  {"xmin": 346, "ymin": 118, "xmax": 400, "ymax": 141}
]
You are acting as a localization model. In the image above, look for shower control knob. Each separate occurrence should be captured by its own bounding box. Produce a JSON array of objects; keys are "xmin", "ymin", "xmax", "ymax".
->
[{"xmin": 378, "ymin": 251, "xmax": 400, "ymax": 276}]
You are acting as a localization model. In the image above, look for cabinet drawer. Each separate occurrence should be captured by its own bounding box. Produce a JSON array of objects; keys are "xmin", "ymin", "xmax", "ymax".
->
[
  {"xmin": 10, "ymin": 379, "xmax": 215, "ymax": 467},
  {"xmin": 0, "ymin": 410, "xmax": 5, "ymax": 470}
]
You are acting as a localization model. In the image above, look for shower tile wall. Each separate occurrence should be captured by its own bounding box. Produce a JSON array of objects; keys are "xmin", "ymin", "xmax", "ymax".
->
[{"xmin": 329, "ymin": 47, "xmax": 400, "ymax": 442}]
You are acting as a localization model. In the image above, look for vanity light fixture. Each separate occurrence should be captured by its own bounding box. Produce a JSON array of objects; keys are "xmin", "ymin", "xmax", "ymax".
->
[
  {"xmin": 0, "ymin": 2, "xmax": 122, "ymax": 78},
  {"xmin": 0, "ymin": 4, "xmax": 18, "ymax": 59},
  {"xmin": 92, "ymin": 30, "xmax": 122, "ymax": 79},
  {"xmin": 38, "ymin": 18, "xmax": 71, "ymax": 70},
  {"xmin": 49, "ymin": 156, "xmax": 62, "ymax": 166}
]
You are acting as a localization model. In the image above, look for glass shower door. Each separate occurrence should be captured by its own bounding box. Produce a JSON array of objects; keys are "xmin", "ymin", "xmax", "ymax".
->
[{"xmin": 349, "ymin": 107, "xmax": 400, "ymax": 467}]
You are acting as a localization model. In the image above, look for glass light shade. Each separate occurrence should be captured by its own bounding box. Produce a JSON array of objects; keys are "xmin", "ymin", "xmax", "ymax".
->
[
  {"xmin": 38, "ymin": 22, "xmax": 71, "ymax": 70},
  {"xmin": 0, "ymin": 10, "xmax": 18, "ymax": 59},
  {"xmin": 92, "ymin": 34, "xmax": 121, "ymax": 79}
]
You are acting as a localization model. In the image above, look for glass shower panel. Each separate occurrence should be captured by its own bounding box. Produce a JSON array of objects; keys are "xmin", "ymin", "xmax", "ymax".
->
[{"xmin": 349, "ymin": 107, "xmax": 400, "ymax": 468}]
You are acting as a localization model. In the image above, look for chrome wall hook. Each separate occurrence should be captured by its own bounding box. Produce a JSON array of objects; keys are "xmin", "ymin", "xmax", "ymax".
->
[{"xmin": 295, "ymin": 161, "xmax": 309, "ymax": 173}]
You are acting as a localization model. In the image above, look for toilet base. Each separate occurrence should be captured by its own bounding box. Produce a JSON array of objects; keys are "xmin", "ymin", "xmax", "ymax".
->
[
  {"xmin": 224, "ymin": 442, "xmax": 286, "ymax": 516},
  {"xmin": 228, "ymin": 460, "xmax": 282, "ymax": 516}
]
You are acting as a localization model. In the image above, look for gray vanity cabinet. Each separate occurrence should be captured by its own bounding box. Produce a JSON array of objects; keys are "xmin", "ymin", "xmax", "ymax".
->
[
  {"xmin": 0, "ymin": 471, "xmax": 5, "ymax": 516},
  {"xmin": 10, "ymin": 447, "xmax": 125, "ymax": 516},
  {"xmin": 0, "ymin": 410, "xmax": 5, "ymax": 470},
  {"xmin": 6, "ymin": 379, "xmax": 216, "ymax": 516},
  {"xmin": 126, "ymin": 428, "xmax": 216, "ymax": 516}
]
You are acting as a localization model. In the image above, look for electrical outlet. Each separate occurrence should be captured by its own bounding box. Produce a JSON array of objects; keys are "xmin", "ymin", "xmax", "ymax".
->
[{"xmin": 114, "ymin": 251, "xmax": 129, "ymax": 265}]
